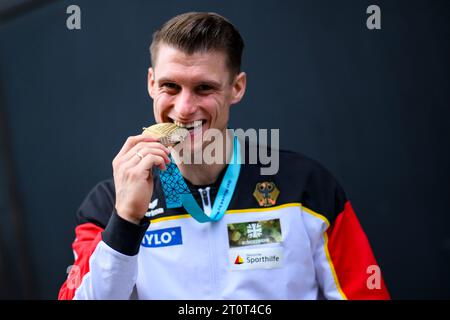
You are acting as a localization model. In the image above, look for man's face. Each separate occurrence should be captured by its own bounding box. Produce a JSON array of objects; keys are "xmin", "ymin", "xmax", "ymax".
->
[{"xmin": 148, "ymin": 44, "xmax": 246, "ymax": 148}]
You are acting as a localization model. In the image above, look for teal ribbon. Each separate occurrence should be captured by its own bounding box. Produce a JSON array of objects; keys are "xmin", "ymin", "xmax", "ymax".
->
[{"xmin": 158, "ymin": 136, "xmax": 241, "ymax": 223}]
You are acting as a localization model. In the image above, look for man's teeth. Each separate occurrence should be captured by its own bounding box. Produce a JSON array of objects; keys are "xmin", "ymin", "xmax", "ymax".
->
[{"xmin": 174, "ymin": 120, "xmax": 203, "ymax": 129}]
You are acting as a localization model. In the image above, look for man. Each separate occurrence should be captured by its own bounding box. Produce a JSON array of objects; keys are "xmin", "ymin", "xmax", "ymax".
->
[{"xmin": 59, "ymin": 12, "xmax": 390, "ymax": 300}]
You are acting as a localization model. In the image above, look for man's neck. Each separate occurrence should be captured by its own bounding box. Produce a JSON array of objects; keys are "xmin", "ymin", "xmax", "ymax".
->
[{"xmin": 175, "ymin": 130, "xmax": 233, "ymax": 186}]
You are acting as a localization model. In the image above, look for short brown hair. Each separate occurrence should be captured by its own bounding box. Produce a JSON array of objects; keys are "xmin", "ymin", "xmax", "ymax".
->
[{"xmin": 150, "ymin": 12, "xmax": 244, "ymax": 76}]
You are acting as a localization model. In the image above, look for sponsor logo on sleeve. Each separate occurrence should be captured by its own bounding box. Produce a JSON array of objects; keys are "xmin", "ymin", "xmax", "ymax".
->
[{"xmin": 141, "ymin": 226, "xmax": 182, "ymax": 248}]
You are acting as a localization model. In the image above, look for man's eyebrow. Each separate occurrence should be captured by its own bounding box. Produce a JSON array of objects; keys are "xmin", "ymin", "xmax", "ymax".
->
[
  {"xmin": 157, "ymin": 77, "xmax": 222, "ymax": 88},
  {"xmin": 157, "ymin": 77, "xmax": 176, "ymax": 84},
  {"xmin": 195, "ymin": 80, "xmax": 222, "ymax": 88}
]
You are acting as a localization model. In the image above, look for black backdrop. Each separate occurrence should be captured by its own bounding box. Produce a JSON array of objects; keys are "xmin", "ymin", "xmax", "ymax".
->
[{"xmin": 0, "ymin": 0, "xmax": 449, "ymax": 299}]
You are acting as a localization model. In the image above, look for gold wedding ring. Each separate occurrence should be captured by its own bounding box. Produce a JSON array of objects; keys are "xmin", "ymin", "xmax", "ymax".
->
[{"xmin": 135, "ymin": 151, "xmax": 144, "ymax": 160}]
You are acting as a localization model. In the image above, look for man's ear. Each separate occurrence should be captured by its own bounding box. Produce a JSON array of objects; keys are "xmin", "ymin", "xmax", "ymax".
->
[
  {"xmin": 148, "ymin": 67, "xmax": 155, "ymax": 99},
  {"xmin": 230, "ymin": 72, "xmax": 247, "ymax": 105}
]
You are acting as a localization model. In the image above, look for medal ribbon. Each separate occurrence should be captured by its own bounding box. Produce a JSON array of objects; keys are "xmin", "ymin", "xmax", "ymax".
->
[{"xmin": 158, "ymin": 136, "xmax": 241, "ymax": 223}]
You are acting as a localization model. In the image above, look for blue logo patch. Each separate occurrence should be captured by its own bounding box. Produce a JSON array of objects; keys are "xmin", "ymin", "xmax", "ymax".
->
[{"xmin": 141, "ymin": 226, "xmax": 182, "ymax": 248}]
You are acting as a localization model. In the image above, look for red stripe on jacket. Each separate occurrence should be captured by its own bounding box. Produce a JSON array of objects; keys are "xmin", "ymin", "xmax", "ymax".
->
[
  {"xmin": 58, "ymin": 223, "xmax": 103, "ymax": 300},
  {"xmin": 326, "ymin": 201, "xmax": 390, "ymax": 300}
]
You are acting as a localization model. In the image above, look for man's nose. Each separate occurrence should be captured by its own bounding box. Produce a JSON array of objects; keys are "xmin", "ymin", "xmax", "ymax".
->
[{"xmin": 174, "ymin": 89, "xmax": 198, "ymax": 117}]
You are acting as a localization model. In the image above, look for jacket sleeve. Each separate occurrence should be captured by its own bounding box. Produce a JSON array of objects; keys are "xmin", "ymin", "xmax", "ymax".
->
[
  {"xmin": 58, "ymin": 181, "xmax": 149, "ymax": 300},
  {"xmin": 301, "ymin": 163, "xmax": 390, "ymax": 300}
]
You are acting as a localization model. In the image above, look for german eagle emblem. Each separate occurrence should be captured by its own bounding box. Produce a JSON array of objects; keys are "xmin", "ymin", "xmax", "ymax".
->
[{"xmin": 253, "ymin": 182, "xmax": 280, "ymax": 207}]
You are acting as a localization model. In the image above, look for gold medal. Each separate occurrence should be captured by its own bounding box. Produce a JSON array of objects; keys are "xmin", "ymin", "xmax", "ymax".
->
[{"xmin": 142, "ymin": 123, "xmax": 189, "ymax": 147}]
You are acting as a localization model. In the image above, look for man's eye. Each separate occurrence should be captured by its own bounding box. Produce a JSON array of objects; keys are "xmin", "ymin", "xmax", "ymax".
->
[
  {"xmin": 197, "ymin": 85, "xmax": 213, "ymax": 92},
  {"xmin": 162, "ymin": 83, "xmax": 180, "ymax": 91}
]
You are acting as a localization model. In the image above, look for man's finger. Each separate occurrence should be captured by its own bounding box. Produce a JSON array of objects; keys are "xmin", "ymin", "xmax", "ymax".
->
[
  {"xmin": 116, "ymin": 146, "xmax": 170, "ymax": 176},
  {"xmin": 116, "ymin": 134, "xmax": 159, "ymax": 158},
  {"xmin": 121, "ymin": 141, "xmax": 170, "ymax": 164},
  {"xmin": 136, "ymin": 154, "xmax": 167, "ymax": 174}
]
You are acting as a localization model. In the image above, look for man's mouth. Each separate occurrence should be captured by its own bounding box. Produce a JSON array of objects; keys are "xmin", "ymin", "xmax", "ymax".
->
[{"xmin": 171, "ymin": 119, "xmax": 206, "ymax": 131}]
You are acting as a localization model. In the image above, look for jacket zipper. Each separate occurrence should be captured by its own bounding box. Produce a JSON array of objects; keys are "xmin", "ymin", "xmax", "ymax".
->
[
  {"xmin": 198, "ymin": 187, "xmax": 212, "ymax": 217},
  {"xmin": 198, "ymin": 186, "xmax": 218, "ymax": 298}
]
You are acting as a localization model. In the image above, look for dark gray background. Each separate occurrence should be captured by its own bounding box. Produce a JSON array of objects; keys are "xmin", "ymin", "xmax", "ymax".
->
[{"xmin": 0, "ymin": 0, "xmax": 449, "ymax": 299}]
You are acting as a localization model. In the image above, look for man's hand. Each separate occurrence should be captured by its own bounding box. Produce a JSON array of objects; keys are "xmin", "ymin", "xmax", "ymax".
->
[{"xmin": 112, "ymin": 135, "xmax": 171, "ymax": 225}]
